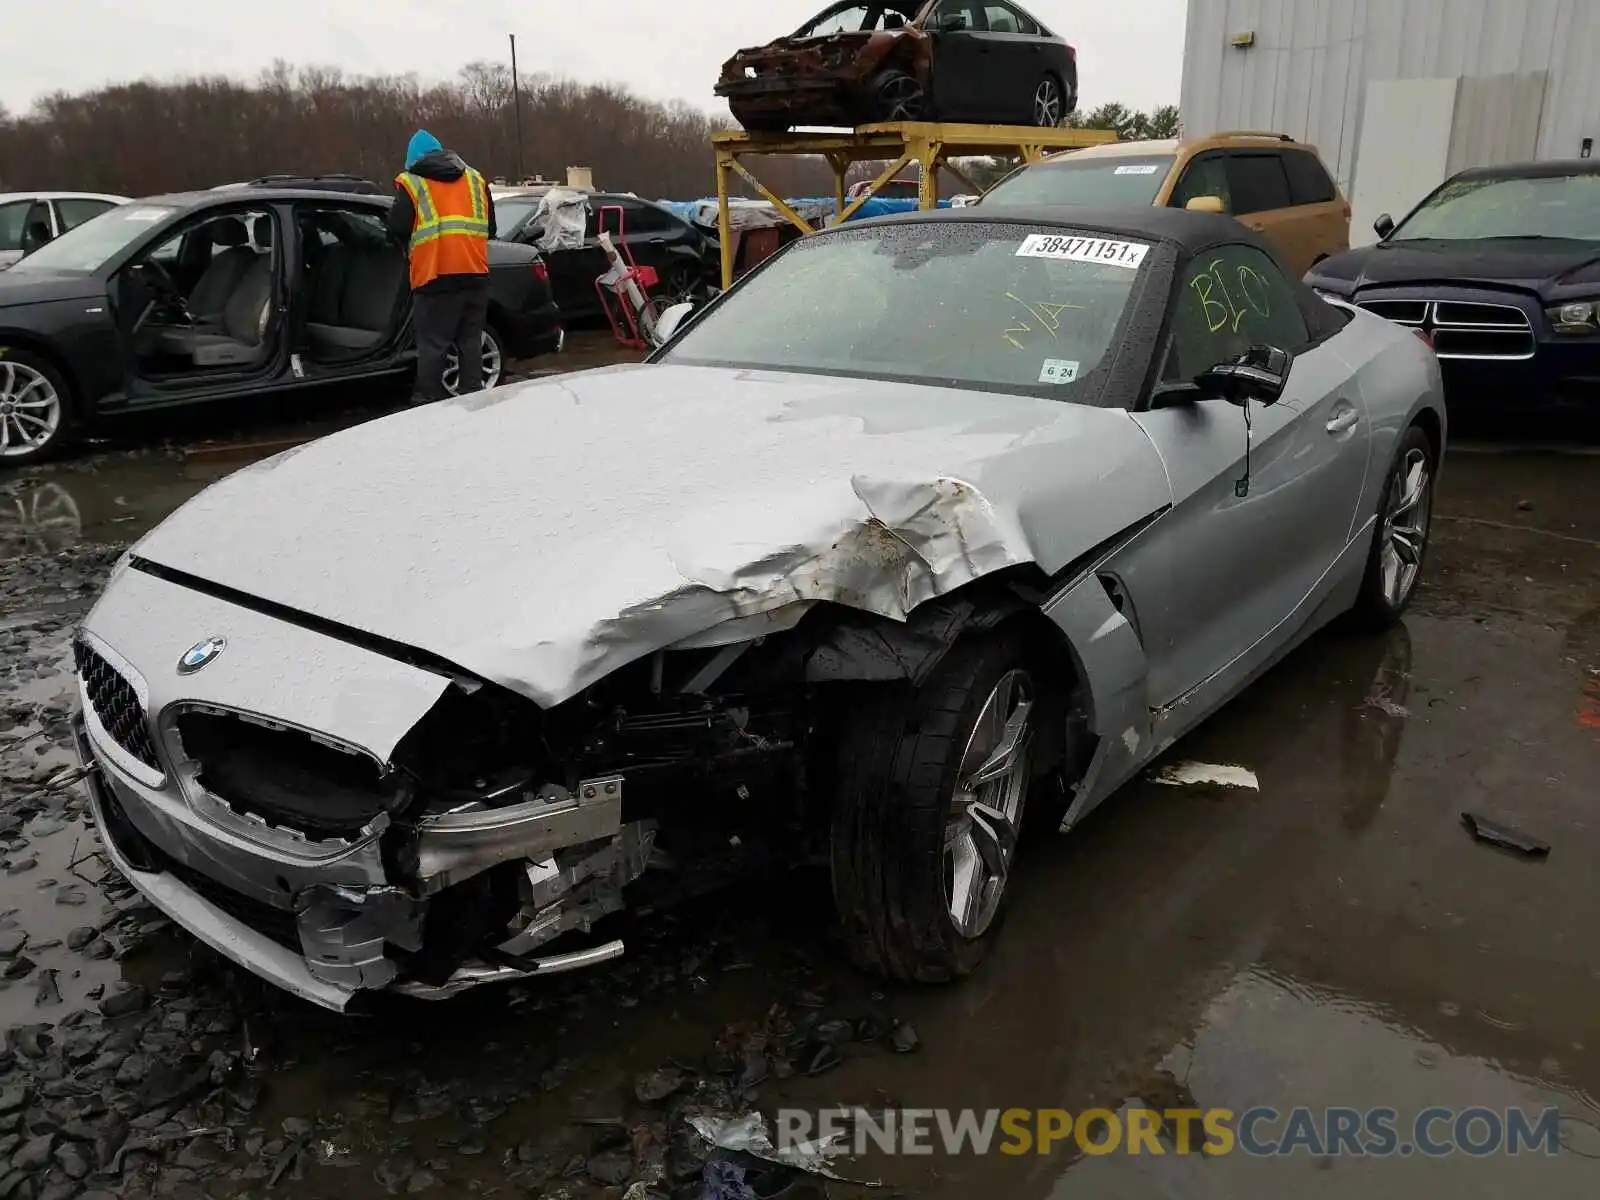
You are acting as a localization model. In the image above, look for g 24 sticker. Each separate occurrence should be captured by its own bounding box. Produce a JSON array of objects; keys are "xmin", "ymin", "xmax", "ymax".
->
[
  {"xmin": 1038, "ymin": 358, "xmax": 1080, "ymax": 385},
  {"xmin": 1016, "ymin": 234, "xmax": 1149, "ymax": 270}
]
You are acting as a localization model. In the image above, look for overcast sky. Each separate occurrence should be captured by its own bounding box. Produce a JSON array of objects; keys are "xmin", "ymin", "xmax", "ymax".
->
[{"xmin": 5, "ymin": 0, "xmax": 1187, "ymax": 118}]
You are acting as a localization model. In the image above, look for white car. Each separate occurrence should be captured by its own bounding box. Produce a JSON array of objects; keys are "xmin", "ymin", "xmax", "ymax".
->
[{"xmin": 0, "ymin": 191, "xmax": 130, "ymax": 269}]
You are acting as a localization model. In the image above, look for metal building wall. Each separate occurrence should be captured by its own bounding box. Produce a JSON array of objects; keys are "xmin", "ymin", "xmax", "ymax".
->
[{"xmin": 1180, "ymin": 0, "xmax": 1600, "ymax": 191}]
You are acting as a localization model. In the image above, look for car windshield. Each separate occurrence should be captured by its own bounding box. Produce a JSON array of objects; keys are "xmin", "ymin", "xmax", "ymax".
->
[
  {"xmin": 798, "ymin": 1, "xmax": 921, "ymax": 36},
  {"xmin": 981, "ymin": 156, "xmax": 1176, "ymax": 208},
  {"xmin": 494, "ymin": 197, "xmax": 543, "ymax": 235},
  {"xmin": 1392, "ymin": 172, "xmax": 1600, "ymax": 242},
  {"xmin": 661, "ymin": 221, "xmax": 1151, "ymax": 400},
  {"xmin": 9, "ymin": 204, "xmax": 179, "ymax": 273}
]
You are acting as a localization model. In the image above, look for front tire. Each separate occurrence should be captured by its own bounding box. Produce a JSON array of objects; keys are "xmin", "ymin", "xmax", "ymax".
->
[
  {"xmin": 871, "ymin": 68, "xmax": 928, "ymax": 123},
  {"xmin": 830, "ymin": 630, "xmax": 1040, "ymax": 982},
  {"xmin": 1349, "ymin": 424, "xmax": 1436, "ymax": 628},
  {"xmin": 0, "ymin": 347, "xmax": 75, "ymax": 465}
]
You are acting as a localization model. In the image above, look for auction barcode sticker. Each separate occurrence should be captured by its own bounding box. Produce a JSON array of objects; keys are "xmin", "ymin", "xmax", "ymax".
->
[
  {"xmin": 1016, "ymin": 234, "xmax": 1149, "ymax": 270},
  {"xmin": 1114, "ymin": 164, "xmax": 1162, "ymax": 175}
]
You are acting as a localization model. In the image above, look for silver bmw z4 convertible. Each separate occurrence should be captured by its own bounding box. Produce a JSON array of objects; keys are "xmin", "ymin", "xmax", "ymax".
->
[{"xmin": 71, "ymin": 207, "xmax": 1445, "ymax": 1011}]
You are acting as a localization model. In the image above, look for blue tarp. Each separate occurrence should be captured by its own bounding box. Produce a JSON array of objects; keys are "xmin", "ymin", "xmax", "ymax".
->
[{"xmin": 658, "ymin": 196, "xmax": 952, "ymax": 229}]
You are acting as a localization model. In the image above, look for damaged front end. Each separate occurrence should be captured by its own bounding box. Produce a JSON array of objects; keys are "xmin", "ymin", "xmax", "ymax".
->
[
  {"xmin": 74, "ymin": 563, "xmax": 1038, "ymax": 1011},
  {"xmin": 715, "ymin": 30, "xmax": 926, "ymax": 128}
]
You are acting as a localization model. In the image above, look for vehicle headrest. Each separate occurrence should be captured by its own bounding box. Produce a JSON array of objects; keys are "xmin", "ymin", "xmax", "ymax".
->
[
  {"xmin": 253, "ymin": 215, "xmax": 273, "ymax": 248},
  {"xmin": 210, "ymin": 218, "xmax": 249, "ymax": 246}
]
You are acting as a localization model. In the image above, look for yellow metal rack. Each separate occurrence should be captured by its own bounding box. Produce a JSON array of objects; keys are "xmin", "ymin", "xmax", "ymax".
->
[{"xmin": 711, "ymin": 120, "xmax": 1117, "ymax": 287}]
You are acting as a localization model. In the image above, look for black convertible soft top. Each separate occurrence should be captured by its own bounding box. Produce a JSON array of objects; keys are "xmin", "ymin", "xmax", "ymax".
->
[
  {"xmin": 850, "ymin": 203, "xmax": 1274, "ymax": 256},
  {"xmin": 845, "ymin": 203, "xmax": 1352, "ymax": 346}
]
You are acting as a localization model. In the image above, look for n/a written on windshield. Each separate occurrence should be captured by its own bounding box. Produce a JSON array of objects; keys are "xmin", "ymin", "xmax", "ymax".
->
[{"xmin": 1015, "ymin": 234, "xmax": 1149, "ymax": 270}]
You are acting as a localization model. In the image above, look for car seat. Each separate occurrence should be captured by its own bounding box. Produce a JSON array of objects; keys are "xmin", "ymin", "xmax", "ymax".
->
[{"xmin": 155, "ymin": 215, "xmax": 275, "ymax": 368}]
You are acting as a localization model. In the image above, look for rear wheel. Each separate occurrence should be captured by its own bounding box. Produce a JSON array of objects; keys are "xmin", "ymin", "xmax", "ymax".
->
[
  {"xmin": 1349, "ymin": 424, "xmax": 1435, "ymax": 628},
  {"xmin": 0, "ymin": 347, "xmax": 74, "ymax": 465},
  {"xmin": 441, "ymin": 325, "xmax": 505, "ymax": 395},
  {"xmin": 830, "ymin": 630, "xmax": 1040, "ymax": 981},
  {"xmin": 1032, "ymin": 75, "xmax": 1067, "ymax": 127}
]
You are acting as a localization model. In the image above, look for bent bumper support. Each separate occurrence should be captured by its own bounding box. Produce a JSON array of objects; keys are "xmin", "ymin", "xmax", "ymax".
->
[
  {"xmin": 78, "ymin": 714, "xmax": 641, "ymax": 1009},
  {"xmin": 82, "ymin": 749, "xmax": 363, "ymax": 1012}
]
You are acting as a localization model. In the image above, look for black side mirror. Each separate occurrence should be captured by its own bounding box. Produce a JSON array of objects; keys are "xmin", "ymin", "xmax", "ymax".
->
[
  {"xmin": 1196, "ymin": 345, "xmax": 1291, "ymax": 407},
  {"xmin": 1148, "ymin": 381, "xmax": 1204, "ymax": 409},
  {"xmin": 1373, "ymin": 213, "xmax": 1395, "ymax": 239}
]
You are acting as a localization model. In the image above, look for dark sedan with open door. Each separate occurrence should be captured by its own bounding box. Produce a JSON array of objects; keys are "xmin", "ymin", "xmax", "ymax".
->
[
  {"xmin": 1307, "ymin": 159, "xmax": 1600, "ymax": 415},
  {"xmin": 716, "ymin": 0, "xmax": 1077, "ymax": 132},
  {"xmin": 0, "ymin": 179, "xmax": 562, "ymax": 464}
]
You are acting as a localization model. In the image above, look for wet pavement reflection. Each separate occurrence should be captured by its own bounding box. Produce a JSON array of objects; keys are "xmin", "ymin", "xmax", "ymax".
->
[{"xmin": 1, "ymin": 408, "xmax": 1597, "ymax": 1198}]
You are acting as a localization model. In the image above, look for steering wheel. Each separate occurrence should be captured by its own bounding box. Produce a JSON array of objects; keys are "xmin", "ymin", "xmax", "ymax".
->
[{"xmin": 137, "ymin": 257, "xmax": 195, "ymax": 325}]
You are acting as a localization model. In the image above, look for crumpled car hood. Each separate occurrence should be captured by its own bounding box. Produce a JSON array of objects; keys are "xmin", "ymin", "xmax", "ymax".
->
[{"xmin": 129, "ymin": 364, "xmax": 1171, "ymax": 708}]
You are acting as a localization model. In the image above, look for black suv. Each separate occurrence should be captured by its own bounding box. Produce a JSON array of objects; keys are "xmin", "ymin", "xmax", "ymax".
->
[{"xmin": 0, "ymin": 177, "xmax": 562, "ymax": 464}]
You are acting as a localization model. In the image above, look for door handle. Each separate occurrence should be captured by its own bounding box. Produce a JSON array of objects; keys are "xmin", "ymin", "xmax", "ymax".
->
[{"xmin": 1325, "ymin": 407, "xmax": 1359, "ymax": 434}]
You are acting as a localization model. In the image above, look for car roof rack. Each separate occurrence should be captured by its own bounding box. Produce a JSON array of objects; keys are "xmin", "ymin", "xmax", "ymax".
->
[
  {"xmin": 1213, "ymin": 130, "xmax": 1296, "ymax": 142},
  {"xmin": 244, "ymin": 174, "xmax": 384, "ymax": 194}
]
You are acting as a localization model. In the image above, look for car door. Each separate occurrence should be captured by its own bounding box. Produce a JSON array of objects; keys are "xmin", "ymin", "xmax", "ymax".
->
[
  {"xmin": 979, "ymin": 2, "xmax": 1043, "ymax": 122},
  {"xmin": 1128, "ymin": 243, "xmax": 1371, "ymax": 718},
  {"xmin": 1223, "ymin": 151, "xmax": 1305, "ymax": 272},
  {"xmin": 620, "ymin": 200, "xmax": 703, "ymax": 295},
  {"xmin": 541, "ymin": 199, "xmax": 605, "ymax": 318},
  {"xmin": 1166, "ymin": 151, "xmax": 1233, "ymax": 213},
  {"xmin": 1280, "ymin": 147, "xmax": 1351, "ymax": 267},
  {"xmin": 926, "ymin": 0, "xmax": 989, "ymax": 118}
]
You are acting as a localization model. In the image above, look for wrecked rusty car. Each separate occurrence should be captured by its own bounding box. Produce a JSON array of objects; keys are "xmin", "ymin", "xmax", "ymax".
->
[
  {"xmin": 716, "ymin": 0, "xmax": 1078, "ymax": 132},
  {"xmin": 72, "ymin": 207, "xmax": 1444, "ymax": 1012}
]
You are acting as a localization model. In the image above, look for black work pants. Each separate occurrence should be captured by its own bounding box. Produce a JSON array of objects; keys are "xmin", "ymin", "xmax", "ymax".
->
[{"xmin": 412, "ymin": 280, "xmax": 490, "ymax": 402}]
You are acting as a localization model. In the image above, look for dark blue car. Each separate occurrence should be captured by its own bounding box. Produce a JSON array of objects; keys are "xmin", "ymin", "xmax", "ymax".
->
[{"xmin": 1307, "ymin": 159, "xmax": 1600, "ymax": 415}]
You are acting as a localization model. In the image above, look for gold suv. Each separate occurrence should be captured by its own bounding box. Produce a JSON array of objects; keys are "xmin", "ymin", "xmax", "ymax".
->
[{"xmin": 980, "ymin": 131, "xmax": 1351, "ymax": 277}]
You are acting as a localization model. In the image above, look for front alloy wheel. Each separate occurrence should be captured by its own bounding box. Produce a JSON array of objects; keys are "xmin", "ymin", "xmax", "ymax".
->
[
  {"xmin": 0, "ymin": 355, "xmax": 67, "ymax": 462},
  {"xmin": 442, "ymin": 329, "xmax": 504, "ymax": 396},
  {"xmin": 944, "ymin": 670, "xmax": 1034, "ymax": 939},
  {"xmin": 873, "ymin": 69, "xmax": 927, "ymax": 122},
  {"xmin": 831, "ymin": 631, "xmax": 1040, "ymax": 981}
]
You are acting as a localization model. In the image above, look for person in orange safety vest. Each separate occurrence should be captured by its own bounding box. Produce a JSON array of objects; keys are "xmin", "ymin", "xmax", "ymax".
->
[{"xmin": 385, "ymin": 129, "xmax": 498, "ymax": 402}]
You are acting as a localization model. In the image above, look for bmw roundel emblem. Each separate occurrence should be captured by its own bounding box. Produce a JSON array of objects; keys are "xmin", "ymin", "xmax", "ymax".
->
[{"xmin": 177, "ymin": 637, "xmax": 227, "ymax": 675}]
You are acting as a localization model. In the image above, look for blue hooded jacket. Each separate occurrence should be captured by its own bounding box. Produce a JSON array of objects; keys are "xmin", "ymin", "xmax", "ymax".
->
[{"xmin": 405, "ymin": 129, "xmax": 444, "ymax": 170}]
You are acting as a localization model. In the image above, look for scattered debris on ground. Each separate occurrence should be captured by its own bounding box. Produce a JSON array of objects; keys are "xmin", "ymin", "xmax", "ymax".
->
[
  {"xmin": 1150, "ymin": 762, "xmax": 1261, "ymax": 791},
  {"xmin": 1460, "ymin": 812, "xmax": 1552, "ymax": 858}
]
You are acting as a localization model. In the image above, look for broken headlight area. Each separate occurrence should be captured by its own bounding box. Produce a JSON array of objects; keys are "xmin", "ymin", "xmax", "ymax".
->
[
  {"xmin": 161, "ymin": 638, "xmax": 815, "ymax": 998},
  {"xmin": 150, "ymin": 596, "xmax": 1043, "ymax": 1000}
]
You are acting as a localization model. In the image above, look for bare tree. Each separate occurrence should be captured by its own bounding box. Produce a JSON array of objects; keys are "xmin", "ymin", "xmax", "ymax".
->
[{"xmin": 0, "ymin": 63, "xmax": 839, "ymax": 200}]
